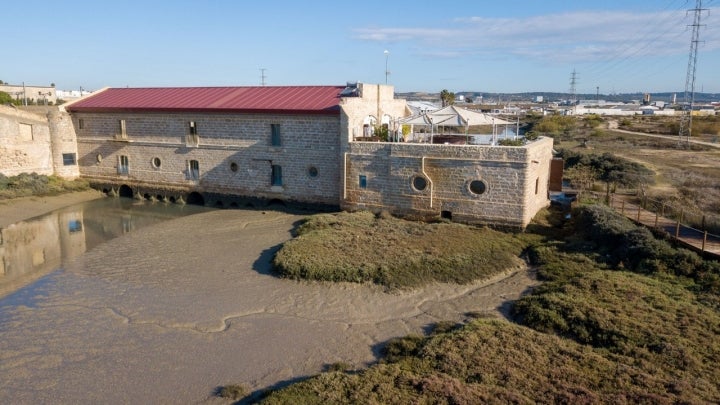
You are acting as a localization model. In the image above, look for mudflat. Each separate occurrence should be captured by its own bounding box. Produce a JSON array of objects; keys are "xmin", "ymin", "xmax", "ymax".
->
[{"xmin": 0, "ymin": 193, "xmax": 537, "ymax": 403}]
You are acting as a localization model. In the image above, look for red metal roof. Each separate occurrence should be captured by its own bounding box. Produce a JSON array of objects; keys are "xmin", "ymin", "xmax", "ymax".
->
[{"xmin": 66, "ymin": 86, "xmax": 345, "ymax": 115}]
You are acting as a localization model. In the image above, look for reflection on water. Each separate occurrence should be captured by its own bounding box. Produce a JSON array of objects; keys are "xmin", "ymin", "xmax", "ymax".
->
[{"xmin": 0, "ymin": 197, "xmax": 213, "ymax": 298}]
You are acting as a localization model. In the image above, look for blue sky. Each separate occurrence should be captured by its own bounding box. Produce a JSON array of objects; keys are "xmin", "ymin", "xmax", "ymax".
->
[{"xmin": 3, "ymin": 0, "xmax": 719, "ymax": 94}]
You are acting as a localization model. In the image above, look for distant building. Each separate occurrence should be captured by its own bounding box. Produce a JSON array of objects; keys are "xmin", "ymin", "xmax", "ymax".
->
[{"xmin": 0, "ymin": 83, "xmax": 57, "ymax": 105}]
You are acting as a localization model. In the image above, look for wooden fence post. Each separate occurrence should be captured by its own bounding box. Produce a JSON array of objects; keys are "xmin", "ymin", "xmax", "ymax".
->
[
  {"xmin": 676, "ymin": 220, "xmax": 681, "ymax": 239},
  {"xmin": 637, "ymin": 204, "xmax": 642, "ymax": 222},
  {"xmin": 655, "ymin": 210, "xmax": 659, "ymax": 228},
  {"xmin": 702, "ymin": 231, "xmax": 707, "ymax": 253}
]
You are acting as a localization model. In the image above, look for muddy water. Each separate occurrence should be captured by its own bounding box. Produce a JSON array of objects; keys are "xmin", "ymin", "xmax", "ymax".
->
[
  {"xmin": 0, "ymin": 197, "xmax": 213, "ymax": 299},
  {"xmin": 0, "ymin": 201, "xmax": 538, "ymax": 404}
]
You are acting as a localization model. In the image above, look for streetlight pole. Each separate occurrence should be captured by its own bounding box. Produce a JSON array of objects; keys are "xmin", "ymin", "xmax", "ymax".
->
[{"xmin": 384, "ymin": 50, "xmax": 389, "ymax": 84}]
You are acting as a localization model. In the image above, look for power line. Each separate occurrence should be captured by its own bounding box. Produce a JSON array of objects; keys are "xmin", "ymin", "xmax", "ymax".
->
[
  {"xmin": 679, "ymin": 0, "xmax": 708, "ymax": 143},
  {"xmin": 581, "ymin": 0, "xmax": 692, "ymax": 91}
]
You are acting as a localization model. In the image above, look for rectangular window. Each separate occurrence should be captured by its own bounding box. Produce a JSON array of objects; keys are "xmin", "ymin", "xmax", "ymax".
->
[
  {"xmin": 188, "ymin": 160, "xmax": 200, "ymax": 180},
  {"xmin": 271, "ymin": 124, "xmax": 281, "ymax": 146},
  {"xmin": 359, "ymin": 175, "xmax": 367, "ymax": 189},
  {"xmin": 19, "ymin": 123, "xmax": 33, "ymax": 141},
  {"xmin": 118, "ymin": 155, "xmax": 129, "ymax": 175},
  {"xmin": 189, "ymin": 121, "xmax": 197, "ymax": 135},
  {"xmin": 535, "ymin": 177, "xmax": 540, "ymax": 195},
  {"xmin": 78, "ymin": 118, "xmax": 85, "ymax": 130},
  {"xmin": 62, "ymin": 153, "xmax": 77, "ymax": 166},
  {"xmin": 119, "ymin": 119, "xmax": 126, "ymax": 136},
  {"xmin": 271, "ymin": 164, "xmax": 282, "ymax": 186}
]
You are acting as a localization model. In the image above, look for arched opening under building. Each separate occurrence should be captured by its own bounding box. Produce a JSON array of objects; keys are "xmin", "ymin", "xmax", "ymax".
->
[
  {"xmin": 267, "ymin": 198, "xmax": 286, "ymax": 208},
  {"xmin": 186, "ymin": 192, "xmax": 205, "ymax": 206},
  {"xmin": 441, "ymin": 210, "xmax": 452, "ymax": 221},
  {"xmin": 215, "ymin": 200, "xmax": 224, "ymax": 208},
  {"xmin": 118, "ymin": 184, "xmax": 134, "ymax": 198}
]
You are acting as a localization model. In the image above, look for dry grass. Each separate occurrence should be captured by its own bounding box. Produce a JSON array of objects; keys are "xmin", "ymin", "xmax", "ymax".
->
[{"xmin": 551, "ymin": 116, "xmax": 720, "ymax": 215}]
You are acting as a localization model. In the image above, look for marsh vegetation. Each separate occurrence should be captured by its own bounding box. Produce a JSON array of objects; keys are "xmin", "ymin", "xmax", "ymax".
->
[{"xmin": 253, "ymin": 205, "xmax": 720, "ymax": 404}]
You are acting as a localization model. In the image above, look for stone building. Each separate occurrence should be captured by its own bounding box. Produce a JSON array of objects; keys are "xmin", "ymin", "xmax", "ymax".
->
[{"xmin": 1, "ymin": 82, "xmax": 553, "ymax": 229}]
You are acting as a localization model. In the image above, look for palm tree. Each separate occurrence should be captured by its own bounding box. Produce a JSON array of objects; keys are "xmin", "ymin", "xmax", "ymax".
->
[{"xmin": 440, "ymin": 89, "xmax": 455, "ymax": 107}]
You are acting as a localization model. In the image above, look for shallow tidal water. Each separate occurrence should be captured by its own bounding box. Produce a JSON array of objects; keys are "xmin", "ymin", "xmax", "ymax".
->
[{"xmin": 0, "ymin": 198, "xmax": 537, "ymax": 404}]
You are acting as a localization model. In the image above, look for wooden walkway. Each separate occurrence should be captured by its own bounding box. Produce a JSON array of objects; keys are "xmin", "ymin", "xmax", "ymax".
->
[{"xmin": 608, "ymin": 195, "xmax": 720, "ymax": 259}]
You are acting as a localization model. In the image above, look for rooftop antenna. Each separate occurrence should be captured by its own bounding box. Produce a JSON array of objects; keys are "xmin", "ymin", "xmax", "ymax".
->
[
  {"xmin": 679, "ymin": 0, "xmax": 707, "ymax": 144},
  {"xmin": 260, "ymin": 68, "xmax": 267, "ymax": 86}
]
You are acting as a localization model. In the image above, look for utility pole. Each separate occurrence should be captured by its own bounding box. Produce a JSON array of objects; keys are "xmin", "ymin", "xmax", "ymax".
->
[
  {"xmin": 679, "ymin": 0, "xmax": 706, "ymax": 143},
  {"xmin": 384, "ymin": 50, "xmax": 390, "ymax": 84},
  {"xmin": 569, "ymin": 69, "xmax": 578, "ymax": 113},
  {"xmin": 260, "ymin": 68, "xmax": 267, "ymax": 86}
]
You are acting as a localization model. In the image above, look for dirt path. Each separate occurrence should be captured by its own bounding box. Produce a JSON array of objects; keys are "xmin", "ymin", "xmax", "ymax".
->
[{"xmin": 611, "ymin": 128, "xmax": 720, "ymax": 149}]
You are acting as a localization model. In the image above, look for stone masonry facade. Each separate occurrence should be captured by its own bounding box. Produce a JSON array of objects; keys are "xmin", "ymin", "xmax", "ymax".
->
[
  {"xmin": 72, "ymin": 111, "xmax": 342, "ymax": 207},
  {"xmin": 341, "ymin": 137, "xmax": 554, "ymax": 229}
]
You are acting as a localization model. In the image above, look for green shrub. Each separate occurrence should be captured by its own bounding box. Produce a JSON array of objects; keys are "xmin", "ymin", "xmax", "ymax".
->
[{"xmin": 0, "ymin": 173, "xmax": 89, "ymax": 200}]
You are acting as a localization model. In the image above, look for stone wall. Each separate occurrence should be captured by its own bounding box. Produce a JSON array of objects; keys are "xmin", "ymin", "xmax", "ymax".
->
[
  {"xmin": 340, "ymin": 137, "xmax": 553, "ymax": 229},
  {"xmin": 0, "ymin": 105, "xmax": 54, "ymax": 176},
  {"xmin": 0, "ymin": 105, "xmax": 80, "ymax": 178},
  {"xmin": 72, "ymin": 111, "xmax": 342, "ymax": 205}
]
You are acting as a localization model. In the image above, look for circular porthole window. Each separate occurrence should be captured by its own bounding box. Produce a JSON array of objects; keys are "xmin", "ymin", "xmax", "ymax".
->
[
  {"xmin": 230, "ymin": 162, "xmax": 239, "ymax": 172},
  {"xmin": 469, "ymin": 180, "xmax": 487, "ymax": 195},
  {"xmin": 152, "ymin": 157, "xmax": 161, "ymax": 168},
  {"xmin": 96, "ymin": 153, "xmax": 103, "ymax": 163},
  {"xmin": 412, "ymin": 175, "xmax": 428, "ymax": 191},
  {"xmin": 308, "ymin": 166, "xmax": 318, "ymax": 177}
]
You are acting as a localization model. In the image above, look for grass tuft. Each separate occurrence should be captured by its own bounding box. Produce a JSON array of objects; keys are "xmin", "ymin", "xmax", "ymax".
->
[{"xmin": 218, "ymin": 383, "xmax": 250, "ymax": 401}]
